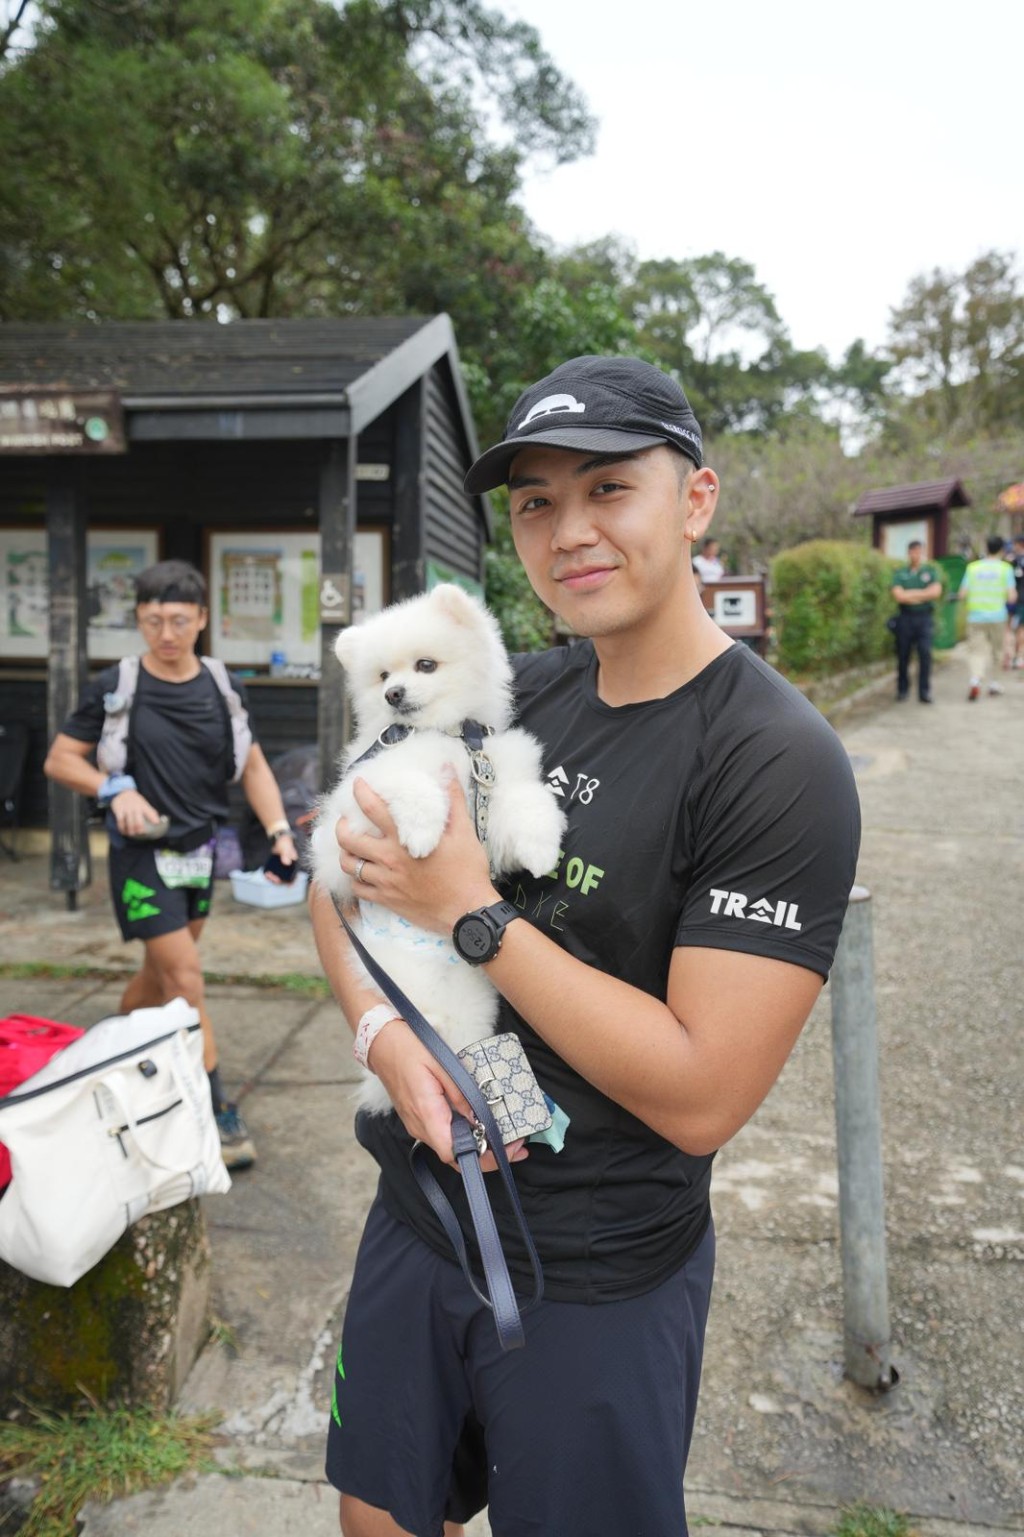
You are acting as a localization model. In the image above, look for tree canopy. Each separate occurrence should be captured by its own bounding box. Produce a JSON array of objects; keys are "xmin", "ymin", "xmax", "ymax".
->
[
  {"xmin": 2, "ymin": 0, "xmax": 1022, "ymax": 611},
  {"xmin": 0, "ymin": 0, "xmax": 591, "ymax": 326}
]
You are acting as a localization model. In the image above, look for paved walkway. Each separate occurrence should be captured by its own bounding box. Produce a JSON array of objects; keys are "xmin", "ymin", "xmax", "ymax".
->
[{"xmin": 1, "ymin": 644, "xmax": 1021, "ymax": 1536}]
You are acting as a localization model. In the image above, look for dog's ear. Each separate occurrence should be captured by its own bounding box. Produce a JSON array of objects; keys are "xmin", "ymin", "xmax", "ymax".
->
[
  {"xmin": 334, "ymin": 626, "xmax": 360, "ymax": 668},
  {"xmin": 430, "ymin": 583, "xmax": 485, "ymax": 628}
]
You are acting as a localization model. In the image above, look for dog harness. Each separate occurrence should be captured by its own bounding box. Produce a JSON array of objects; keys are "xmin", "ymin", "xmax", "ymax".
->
[{"xmin": 347, "ymin": 718, "xmax": 496, "ymax": 844}]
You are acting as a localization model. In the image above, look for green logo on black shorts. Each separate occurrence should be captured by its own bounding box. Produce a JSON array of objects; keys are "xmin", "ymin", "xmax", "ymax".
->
[
  {"xmin": 122, "ymin": 877, "xmax": 161, "ymax": 924},
  {"xmin": 195, "ymin": 896, "xmax": 211, "ymax": 916},
  {"xmin": 330, "ymin": 1342, "xmax": 345, "ymax": 1427}
]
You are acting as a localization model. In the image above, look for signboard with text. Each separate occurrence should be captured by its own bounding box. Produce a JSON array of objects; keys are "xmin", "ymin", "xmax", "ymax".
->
[
  {"xmin": 0, "ymin": 389, "xmax": 126, "ymax": 455},
  {"xmin": 700, "ymin": 575, "xmax": 766, "ymax": 643}
]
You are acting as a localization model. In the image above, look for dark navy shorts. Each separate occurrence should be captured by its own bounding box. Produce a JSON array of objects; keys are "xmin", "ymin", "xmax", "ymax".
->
[
  {"xmin": 325, "ymin": 1197, "xmax": 715, "ymax": 1537},
  {"xmin": 108, "ymin": 840, "xmax": 215, "ymax": 942}
]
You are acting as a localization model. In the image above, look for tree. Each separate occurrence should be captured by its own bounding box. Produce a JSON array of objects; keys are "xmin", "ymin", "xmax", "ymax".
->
[
  {"xmin": 0, "ymin": 0, "xmax": 593, "ymax": 324},
  {"xmin": 887, "ymin": 250, "xmax": 1024, "ymax": 432},
  {"xmin": 627, "ymin": 253, "xmax": 832, "ymax": 436},
  {"xmin": 705, "ymin": 419, "xmax": 861, "ymax": 574},
  {"xmin": 477, "ymin": 252, "xmax": 638, "ymax": 646},
  {"xmin": 0, "ymin": 0, "xmax": 33, "ymax": 65}
]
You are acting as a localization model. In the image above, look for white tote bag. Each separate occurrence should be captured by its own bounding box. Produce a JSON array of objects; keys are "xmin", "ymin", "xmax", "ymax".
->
[{"xmin": 0, "ymin": 998, "xmax": 230, "ymax": 1287}]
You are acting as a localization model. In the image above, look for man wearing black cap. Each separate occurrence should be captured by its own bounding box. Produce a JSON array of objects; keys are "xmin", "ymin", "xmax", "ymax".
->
[{"xmin": 312, "ymin": 356, "xmax": 861, "ymax": 1537}]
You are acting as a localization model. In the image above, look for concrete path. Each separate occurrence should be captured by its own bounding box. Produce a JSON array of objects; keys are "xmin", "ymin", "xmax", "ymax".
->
[{"xmin": 1, "ymin": 644, "xmax": 1021, "ymax": 1536}]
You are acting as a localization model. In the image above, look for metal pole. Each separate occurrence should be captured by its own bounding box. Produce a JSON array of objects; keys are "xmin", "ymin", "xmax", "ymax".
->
[{"xmin": 829, "ymin": 885, "xmax": 894, "ymax": 1390}]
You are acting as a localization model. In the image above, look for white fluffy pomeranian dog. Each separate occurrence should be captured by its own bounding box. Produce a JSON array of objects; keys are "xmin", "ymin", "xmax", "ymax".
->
[{"xmin": 309, "ymin": 583, "xmax": 565, "ymax": 1114}]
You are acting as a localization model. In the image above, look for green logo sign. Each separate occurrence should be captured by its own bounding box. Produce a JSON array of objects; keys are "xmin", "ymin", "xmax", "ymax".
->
[{"xmin": 121, "ymin": 877, "xmax": 161, "ymax": 924}]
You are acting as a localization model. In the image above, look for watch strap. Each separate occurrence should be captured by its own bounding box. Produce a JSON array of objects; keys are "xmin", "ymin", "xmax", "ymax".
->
[
  {"xmin": 454, "ymin": 898, "xmax": 521, "ymax": 963},
  {"xmin": 97, "ymin": 773, "xmax": 137, "ymax": 807}
]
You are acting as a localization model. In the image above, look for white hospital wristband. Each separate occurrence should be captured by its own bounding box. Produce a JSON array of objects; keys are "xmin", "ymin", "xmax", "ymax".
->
[{"xmin": 354, "ymin": 1004, "xmax": 402, "ymax": 1070}]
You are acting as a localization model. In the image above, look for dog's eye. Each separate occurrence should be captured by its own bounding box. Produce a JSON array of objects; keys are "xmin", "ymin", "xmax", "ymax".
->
[
  {"xmin": 379, "ymin": 671, "xmax": 389, "ymax": 682},
  {"xmin": 414, "ymin": 659, "xmax": 438, "ymax": 673}
]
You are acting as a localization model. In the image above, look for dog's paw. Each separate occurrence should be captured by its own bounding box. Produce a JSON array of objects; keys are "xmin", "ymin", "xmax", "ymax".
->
[
  {"xmin": 516, "ymin": 830, "xmax": 564, "ymax": 878},
  {"xmin": 388, "ymin": 780, "xmax": 449, "ymax": 858},
  {"xmin": 490, "ymin": 793, "xmax": 566, "ymax": 878}
]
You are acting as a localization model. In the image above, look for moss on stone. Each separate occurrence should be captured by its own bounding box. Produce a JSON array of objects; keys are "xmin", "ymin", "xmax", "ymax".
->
[{"xmin": 0, "ymin": 1201, "xmax": 211, "ymax": 1415}]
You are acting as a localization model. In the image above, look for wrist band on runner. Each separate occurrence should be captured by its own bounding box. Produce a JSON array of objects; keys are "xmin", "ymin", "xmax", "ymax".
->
[
  {"xmin": 97, "ymin": 773, "xmax": 137, "ymax": 806},
  {"xmin": 265, "ymin": 818, "xmax": 291, "ymax": 843},
  {"xmin": 354, "ymin": 1004, "xmax": 402, "ymax": 1069}
]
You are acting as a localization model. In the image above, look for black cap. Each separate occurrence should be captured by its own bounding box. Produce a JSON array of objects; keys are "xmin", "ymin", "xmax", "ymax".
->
[{"xmin": 464, "ymin": 355, "xmax": 703, "ymax": 494}]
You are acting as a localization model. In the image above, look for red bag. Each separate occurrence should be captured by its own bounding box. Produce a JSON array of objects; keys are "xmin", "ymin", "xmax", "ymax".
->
[{"xmin": 0, "ymin": 1015, "xmax": 85, "ymax": 1186}]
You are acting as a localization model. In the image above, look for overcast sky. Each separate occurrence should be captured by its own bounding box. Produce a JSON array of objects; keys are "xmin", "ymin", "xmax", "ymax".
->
[{"xmin": 507, "ymin": 0, "xmax": 1022, "ymax": 363}]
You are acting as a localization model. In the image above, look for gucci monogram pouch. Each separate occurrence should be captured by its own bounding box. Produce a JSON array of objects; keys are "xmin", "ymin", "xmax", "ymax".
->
[{"xmin": 456, "ymin": 1032, "xmax": 553, "ymax": 1147}]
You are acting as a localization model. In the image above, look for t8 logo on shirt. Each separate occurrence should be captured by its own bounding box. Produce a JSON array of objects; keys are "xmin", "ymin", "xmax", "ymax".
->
[{"xmin": 708, "ymin": 888, "xmax": 802, "ymax": 931}]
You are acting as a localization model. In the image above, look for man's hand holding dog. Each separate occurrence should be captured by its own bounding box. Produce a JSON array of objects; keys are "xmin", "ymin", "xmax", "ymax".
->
[
  {"xmin": 335, "ymin": 775, "xmax": 528, "ymax": 1173},
  {"xmin": 339, "ymin": 774, "xmax": 496, "ymax": 935}
]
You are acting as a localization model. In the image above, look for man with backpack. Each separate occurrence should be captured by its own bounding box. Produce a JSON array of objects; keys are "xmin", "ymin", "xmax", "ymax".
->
[{"xmin": 43, "ymin": 559, "xmax": 297, "ymax": 1169}]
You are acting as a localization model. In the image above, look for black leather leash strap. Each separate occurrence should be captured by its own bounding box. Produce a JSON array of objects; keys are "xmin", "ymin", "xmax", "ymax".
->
[{"xmin": 336, "ymin": 907, "xmax": 543, "ymax": 1350}]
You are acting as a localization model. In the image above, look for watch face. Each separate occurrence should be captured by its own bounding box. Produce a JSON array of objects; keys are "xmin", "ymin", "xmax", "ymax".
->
[{"xmin": 457, "ymin": 914, "xmax": 494, "ymax": 961}]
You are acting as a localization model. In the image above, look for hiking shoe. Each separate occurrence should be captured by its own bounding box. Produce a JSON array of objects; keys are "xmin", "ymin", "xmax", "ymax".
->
[
  {"xmin": 988, "ymin": 682, "xmax": 1004, "ymax": 695},
  {"xmin": 216, "ymin": 1103, "xmax": 256, "ymax": 1170},
  {"xmin": 968, "ymin": 682, "xmax": 981, "ymax": 700}
]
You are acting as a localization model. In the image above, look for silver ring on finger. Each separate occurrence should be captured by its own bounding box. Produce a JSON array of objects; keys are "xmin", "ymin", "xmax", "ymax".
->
[{"xmin": 354, "ymin": 858, "xmax": 367, "ymax": 883}]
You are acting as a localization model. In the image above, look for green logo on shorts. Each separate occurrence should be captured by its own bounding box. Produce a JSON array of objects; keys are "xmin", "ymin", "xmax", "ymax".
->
[
  {"xmin": 195, "ymin": 896, "xmax": 211, "ymax": 916},
  {"xmin": 122, "ymin": 877, "xmax": 161, "ymax": 924},
  {"xmin": 330, "ymin": 1342, "xmax": 345, "ymax": 1427}
]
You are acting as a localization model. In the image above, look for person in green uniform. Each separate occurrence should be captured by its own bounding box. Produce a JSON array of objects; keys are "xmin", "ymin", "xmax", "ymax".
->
[{"xmin": 891, "ymin": 541, "xmax": 942, "ymax": 703}]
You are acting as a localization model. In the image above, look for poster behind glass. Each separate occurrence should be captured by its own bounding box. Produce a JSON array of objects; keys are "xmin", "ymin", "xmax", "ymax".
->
[
  {"xmin": 0, "ymin": 527, "xmax": 157, "ymax": 659},
  {"xmin": 208, "ymin": 530, "xmax": 386, "ymax": 666}
]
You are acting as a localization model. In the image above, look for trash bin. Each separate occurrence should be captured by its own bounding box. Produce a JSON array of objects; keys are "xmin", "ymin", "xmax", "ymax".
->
[{"xmin": 933, "ymin": 556, "xmax": 966, "ymax": 649}]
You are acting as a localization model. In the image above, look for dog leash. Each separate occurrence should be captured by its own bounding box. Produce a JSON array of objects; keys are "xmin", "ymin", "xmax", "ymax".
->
[{"xmin": 336, "ymin": 907, "xmax": 544, "ymax": 1351}]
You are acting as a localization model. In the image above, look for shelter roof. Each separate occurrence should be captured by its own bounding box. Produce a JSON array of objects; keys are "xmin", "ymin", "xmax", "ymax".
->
[
  {"xmin": 853, "ymin": 478, "xmax": 971, "ymax": 516},
  {"xmin": 0, "ymin": 315, "xmax": 476, "ymax": 443}
]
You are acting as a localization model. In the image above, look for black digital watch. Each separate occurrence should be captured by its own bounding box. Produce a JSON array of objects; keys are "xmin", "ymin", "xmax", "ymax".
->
[{"xmin": 451, "ymin": 899, "xmax": 521, "ymax": 966}]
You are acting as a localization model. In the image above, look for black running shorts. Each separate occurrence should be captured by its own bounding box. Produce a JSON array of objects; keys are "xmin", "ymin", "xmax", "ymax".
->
[
  {"xmin": 108, "ymin": 839, "xmax": 216, "ymax": 942},
  {"xmin": 325, "ymin": 1197, "xmax": 715, "ymax": 1537}
]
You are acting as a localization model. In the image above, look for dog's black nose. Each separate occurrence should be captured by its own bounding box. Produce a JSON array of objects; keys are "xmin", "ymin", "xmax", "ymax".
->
[{"xmin": 385, "ymin": 684, "xmax": 405, "ymax": 707}]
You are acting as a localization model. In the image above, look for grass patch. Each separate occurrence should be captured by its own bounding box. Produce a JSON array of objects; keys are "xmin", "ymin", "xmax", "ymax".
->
[
  {"xmin": 0, "ymin": 960, "xmax": 330, "ymax": 998},
  {"xmin": 0, "ymin": 1401, "xmax": 221, "ymax": 1537},
  {"xmin": 0, "ymin": 962, "xmax": 114, "ymax": 983},
  {"xmin": 831, "ymin": 1504, "xmax": 917, "ymax": 1537}
]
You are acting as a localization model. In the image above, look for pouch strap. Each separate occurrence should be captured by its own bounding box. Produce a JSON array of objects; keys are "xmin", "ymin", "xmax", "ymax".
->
[{"xmin": 336, "ymin": 906, "xmax": 542, "ymax": 1350}]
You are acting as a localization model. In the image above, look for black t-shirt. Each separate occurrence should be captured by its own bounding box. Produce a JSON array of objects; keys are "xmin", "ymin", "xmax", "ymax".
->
[
  {"xmin": 61, "ymin": 661, "xmax": 255, "ymax": 849},
  {"xmin": 358, "ymin": 641, "xmax": 861, "ymax": 1303}
]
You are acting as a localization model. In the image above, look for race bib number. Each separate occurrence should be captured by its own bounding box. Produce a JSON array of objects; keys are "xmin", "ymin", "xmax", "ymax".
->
[{"xmin": 155, "ymin": 842, "xmax": 214, "ymax": 889}]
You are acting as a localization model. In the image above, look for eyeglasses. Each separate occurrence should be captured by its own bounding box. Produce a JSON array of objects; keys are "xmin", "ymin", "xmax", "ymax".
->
[{"xmin": 138, "ymin": 614, "xmax": 197, "ymax": 635}]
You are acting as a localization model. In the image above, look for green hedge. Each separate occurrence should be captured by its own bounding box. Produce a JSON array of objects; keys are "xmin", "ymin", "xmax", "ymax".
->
[{"xmin": 770, "ymin": 540, "xmax": 897, "ymax": 677}]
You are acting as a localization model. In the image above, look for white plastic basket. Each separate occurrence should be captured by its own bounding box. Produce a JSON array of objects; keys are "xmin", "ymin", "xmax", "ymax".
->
[{"xmin": 229, "ymin": 867, "xmax": 309, "ymax": 909}]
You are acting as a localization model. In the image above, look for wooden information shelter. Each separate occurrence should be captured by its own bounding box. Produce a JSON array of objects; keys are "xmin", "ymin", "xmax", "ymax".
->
[{"xmin": 0, "ymin": 318, "xmax": 490, "ymax": 898}]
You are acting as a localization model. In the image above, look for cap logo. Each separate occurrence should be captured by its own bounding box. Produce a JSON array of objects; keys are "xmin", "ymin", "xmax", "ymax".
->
[{"xmin": 517, "ymin": 393, "xmax": 586, "ymax": 431}]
